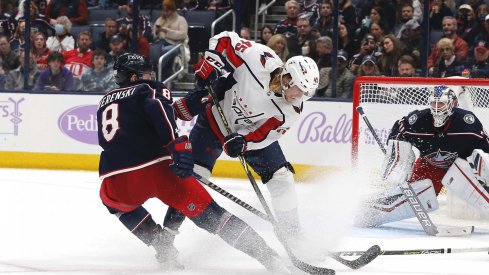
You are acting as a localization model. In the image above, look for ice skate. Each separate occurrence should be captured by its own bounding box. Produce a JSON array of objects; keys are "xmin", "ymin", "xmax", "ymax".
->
[{"xmin": 151, "ymin": 226, "xmax": 184, "ymax": 270}]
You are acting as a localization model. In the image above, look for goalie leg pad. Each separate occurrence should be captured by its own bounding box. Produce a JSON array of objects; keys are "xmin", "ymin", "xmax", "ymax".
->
[
  {"xmin": 381, "ymin": 140, "xmax": 416, "ymax": 185},
  {"xmin": 442, "ymin": 157, "xmax": 489, "ymax": 217},
  {"xmin": 354, "ymin": 179, "xmax": 439, "ymax": 227},
  {"xmin": 467, "ymin": 149, "xmax": 489, "ymax": 187}
]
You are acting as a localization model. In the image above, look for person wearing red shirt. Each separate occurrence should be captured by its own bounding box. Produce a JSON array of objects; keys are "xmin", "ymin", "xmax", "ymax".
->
[{"xmin": 63, "ymin": 31, "xmax": 93, "ymax": 79}]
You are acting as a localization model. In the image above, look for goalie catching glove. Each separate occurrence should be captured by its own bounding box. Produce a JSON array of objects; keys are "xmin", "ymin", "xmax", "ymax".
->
[
  {"xmin": 223, "ymin": 133, "xmax": 247, "ymax": 158},
  {"xmin": 194, "ymin": 50, "xmax": 227, "ymax": 87},
  {"xmin": 166, "ymin": 136, "xmax": 194, "ymax": 178}
]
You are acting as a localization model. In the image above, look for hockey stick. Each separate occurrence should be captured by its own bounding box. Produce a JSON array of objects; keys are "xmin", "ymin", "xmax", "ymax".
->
[
  {"xmin": 194, "ymin": 173, "xmax": 380, "ymax": 269},
  {"xmin": 193, "ymin": 173, "xmax": 270, "ymax": 221},
  {"xmin": 356, "ymin": 106, "xmax": 474, "ymax": 237},
  {"xmin": 334, "ymin": 246, "xmax": 489, "ymax": 257},
  {"xmin": 204, "ymin": 81, "xmax": 334, "ymax": 274}
]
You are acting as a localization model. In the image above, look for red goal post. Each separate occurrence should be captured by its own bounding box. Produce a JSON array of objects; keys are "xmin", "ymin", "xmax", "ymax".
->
[{"xmin": 351, "ymin": 76, "xmax": 489, "ymax": 219}]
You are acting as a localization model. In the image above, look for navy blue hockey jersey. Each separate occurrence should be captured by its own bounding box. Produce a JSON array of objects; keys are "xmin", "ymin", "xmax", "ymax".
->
[
  {"xmin": 97, "ymin": 80, "xmax": 176, "ymax": 178},
  {"xmin": 389, "ymin": 108, "xmax": 489, "ymax": 170}
]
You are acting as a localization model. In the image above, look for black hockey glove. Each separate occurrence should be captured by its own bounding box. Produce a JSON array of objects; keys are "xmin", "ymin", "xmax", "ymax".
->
[
  {"xmin": 223, "ymin": 133, "xmax": 247, "ymax": 158},
  {"xmin": 166, "ymin": 136, "xmax": 194, "ymax": 178},
  {"xmin": 194, "ymin": 50, "xmax": 226, "ymax": 87}
]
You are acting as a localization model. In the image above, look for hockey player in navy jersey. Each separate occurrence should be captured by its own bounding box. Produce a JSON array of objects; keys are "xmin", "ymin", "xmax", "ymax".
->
[
  {"xmin": 164, "ymin": 31, "xmax": 320, "ymax": 243},
  {"xmin": 97, "ymin": 53, "xmax": 289, "ymax": 273},
  {"xmin": 355, "ymin": 85, "xmax": 489, "ymax": 227}
]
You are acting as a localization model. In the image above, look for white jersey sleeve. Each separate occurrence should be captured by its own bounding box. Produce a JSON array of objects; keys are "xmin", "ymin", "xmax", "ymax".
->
[{"xmin": 206, "ymin": 31, "xmax": 304, "ymax": 151}]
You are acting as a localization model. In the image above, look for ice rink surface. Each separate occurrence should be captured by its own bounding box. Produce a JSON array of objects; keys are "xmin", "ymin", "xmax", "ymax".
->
[{"xmin": 1, "ymin": 168, "xmax": 489, "ymax": 275}]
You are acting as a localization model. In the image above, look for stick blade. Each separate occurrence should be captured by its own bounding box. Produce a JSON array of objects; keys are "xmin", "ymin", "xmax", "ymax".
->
[{"xmin": 435, "ymin": 226, "xmax": 475, "ymax": 237}]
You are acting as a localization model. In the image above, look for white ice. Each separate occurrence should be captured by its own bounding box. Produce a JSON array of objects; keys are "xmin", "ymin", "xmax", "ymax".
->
[{"xmin": 1, "ymin": 168, "xmax": 488, "ymax": 275}]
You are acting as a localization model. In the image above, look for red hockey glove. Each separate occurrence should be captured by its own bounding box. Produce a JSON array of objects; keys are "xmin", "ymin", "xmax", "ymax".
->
[
  {"xmin": 223, "ymin": 133, "xmax": 247, "ymax": 158},
  {"xmin": 166, "ymin": 136, "xmax": 194, "ymax": 178},
  {"xmin": 173, "ymin": 87, "xmax": 209, "ymax": 121},
  {"xmin": 194, "ymin": 50, "xmax": 226, "ymax": 87}
]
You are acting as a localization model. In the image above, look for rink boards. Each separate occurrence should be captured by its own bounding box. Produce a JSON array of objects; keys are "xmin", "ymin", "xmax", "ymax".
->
[{"xmin": 0, "ymin": 92, "xmax": 353, "ymax": 180}]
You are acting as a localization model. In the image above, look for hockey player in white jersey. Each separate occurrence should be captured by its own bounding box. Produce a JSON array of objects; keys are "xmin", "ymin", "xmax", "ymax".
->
[
  {"xmin": 168, "ymin": 31, "xmax": 319, "ymax": 243},
  {"xmin": 355, "ymin": 85, "xmax": 489, "ymax": 227}
]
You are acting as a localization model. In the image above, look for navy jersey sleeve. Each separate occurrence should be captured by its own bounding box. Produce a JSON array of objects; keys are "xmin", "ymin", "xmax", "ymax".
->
[{"xmin": 143, "ymin": 86, "xmax": 177, "ymax": 146}]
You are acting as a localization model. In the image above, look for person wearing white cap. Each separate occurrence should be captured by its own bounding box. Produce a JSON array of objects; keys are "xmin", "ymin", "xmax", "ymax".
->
[{"xmin": 457, "ymin": 3, "xmax": 478, "ymax": 43}]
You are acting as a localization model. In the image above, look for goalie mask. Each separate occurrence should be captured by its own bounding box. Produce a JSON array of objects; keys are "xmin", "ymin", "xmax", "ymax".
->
[
  {"xmin": 429, "ymin": 85, "xmax": 458, "ymax": 127},
  {"xmin": 113, "ymin": 53, "xmax": 152, "ymax": 85},
  {"xmin": 280, "ymin": 56, "xmax": 319, "ymax": 100}
]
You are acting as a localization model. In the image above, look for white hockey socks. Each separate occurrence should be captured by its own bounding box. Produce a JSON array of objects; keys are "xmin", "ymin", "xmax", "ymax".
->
[
  {"xmin": 354, "ymin": 179, "xmax": 439, "ymax": 227},
  {"xmin": 442, "ymin": 157, "xmax": 489, "ymax": 217},
  {"xmin": 266, "ymin": 166, "xmax": 300, "ymax": 236}
]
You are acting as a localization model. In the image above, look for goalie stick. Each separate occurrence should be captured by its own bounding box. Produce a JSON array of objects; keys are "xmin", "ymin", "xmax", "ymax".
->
[
  {"xmin": 194, "ymin": 173, "xmax": 380, "ymax": 270},
  {"xmin": 356, "ymin": 106, "xmax": 474, "ymax": 237},
  {"xmin": 334, "ymin": 246, "xmax": 489, "ymax": 257}
]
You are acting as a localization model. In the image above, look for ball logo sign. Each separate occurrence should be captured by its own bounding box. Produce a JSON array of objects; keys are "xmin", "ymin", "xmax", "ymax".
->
[{"xmin": 58, "ymin": 105, "xmax": 99, "ymax": 145}]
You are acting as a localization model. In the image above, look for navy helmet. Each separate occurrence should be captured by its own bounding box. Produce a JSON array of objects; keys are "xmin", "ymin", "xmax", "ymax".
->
[{"xmin": 113, "ymin": 53, "xmax": 152, "ymax": 85}]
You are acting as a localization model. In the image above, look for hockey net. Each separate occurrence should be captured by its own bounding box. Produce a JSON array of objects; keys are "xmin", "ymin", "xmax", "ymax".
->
[{"xmin": 352, "ymin": 76, "xmax": 489, "ymax": 220}]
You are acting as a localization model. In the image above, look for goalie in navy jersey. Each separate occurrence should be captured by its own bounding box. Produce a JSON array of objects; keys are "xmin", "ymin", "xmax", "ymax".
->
[
  {"xmin": 163, "ymin": 31, "xmax": 320, "ymax": 243},
  {"xmin": 355, "ymin": 85, "xmax": 489, "ymax": 227},
  {"xmin": 97, "ymin": 53, "xmax": 289, "ymax": 273}
]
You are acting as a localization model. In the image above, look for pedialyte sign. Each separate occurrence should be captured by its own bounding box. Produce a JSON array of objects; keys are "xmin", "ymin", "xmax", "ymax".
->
[{"xmin": 58, "ymin": 105, "xmax": 99, "ymax": 145}]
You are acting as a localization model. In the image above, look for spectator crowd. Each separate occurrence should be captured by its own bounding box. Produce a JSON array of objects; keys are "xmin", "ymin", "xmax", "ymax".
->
[{"xmin": 0, "ymin": 0, "xmax": 488, "ymax": 97}]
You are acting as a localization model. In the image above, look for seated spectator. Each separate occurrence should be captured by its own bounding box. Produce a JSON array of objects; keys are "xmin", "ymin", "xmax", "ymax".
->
[
  {"xmin": 369, "ymin": 22, "xmax": 385, "ymax": 47},
  {"xmin": 339, "ymin": 21, "xmax": 358, "ymax": 59},
  {"xmin": 429, "ymin": 0, "xmax": 453, "ymax": 31},
  {"xmin": 259, "ymin": 25, "xmax": 273, "ymax": 45},
  {"xmin": 151, "ymin": 0, "xmax": 188, "ymax": 76},
  {"xmin": 428, "ymin": 16, "xmax": 468, "ymax": 75},
  {"xmin": 125, "ymin": 23, "xmax": 150, "ymax": 59},
  {"xmin": 240, "ymin": 26, "xmax": 251, "ymax": 40},
  {"xmin": 316, "ymin": 49, "xmax": 355, "ymax": 98},
  {"xmin": 431, "ymin": 38, "xmax": 462, "ymax": 77},
  {"xmin": 315, "ymin": 35, "xmax": 332, "ymax": 69},
  {"xmin": 397, "ymin": 54, "xmax": 418, "ymax": 77},
  {"xmin": 350, "ymin": 33, "xmax": 379, "ymax": 74},
  {"xmin": 340, "ymin": 0, "xmax": 358, "ymax": 31},
  {"xmin": 394, "ymin": 3, "xmax": 415, "ymax": 38},
  {"xmin": 314, "ymin": 0, "xmax": 333, "ymax": 37},
  {"xmin": 9, "ymin": 22, "xmax": 28, "ymax": 53},
  {"xmin": 0, "ymin": 35, "xmax": 20, "ymax": 72},
  {"xmin": 46, "ymin": 16, "xmax": 75, "ymax": 52},
  {"xmin": 457, "ymin": 4, "xmax": 478, "ymax": 45},
  {"xmin": 107, "ymin": 34, "xmax": 127, "ymax": 66},
  {"xmin": 400, "ymin": 19, "xmax": 423, "ymax": 65},
  {"xmin": 117, "ymin": 0, "xmax": 153, "ymax": 42},
  {"xmin": 45, "ymin": 0, "xmax": 88, "ymax": 25},
  {"xmin": 35, "ymin": 51, "xmax": 74, "ymax": 91},
  {"xmin": 0, "ymin": 3, "xmax": 17, "ymax": 37},
  {"xmin": 302, "ymin": 39, "xmax": 317, "ymax": 60},
  {"xmin": 459, "ymin": 40, "xmax": 489, "ymax": 78},
  {"xmin": 274, "ymin": 0, "xmax": 299, "ymax": 38},
  {"xmin": 5, "ymin": 51, "xmax": 39, "ymax": 90},
  {"xmin": 63, "ymin": 31, "xmax": 93, "ymax": 80},
  {"xmin": 378, "ymin": 34, "xmax": 403, "ymax": 76},
  {"xmin": 94, "ymin": 18, "xmax": 118, "ymax": 54},
  {"xmin": 31, "ymin": 32, "xmax": 52, "ymax": 70},
  {"xmin": 17, "ymin": 2, "xmax": 54, "ymax": 37},
  {"xmin": 267, "ymin": 34, "xmax": 290, "ymax": 62},
  {"xmin": 79, "ymin": 49, "xmax": 117, "ymax": 92},
  {"xmin": 16, "ymin": 0, "xmax": 49, "ymax": 20},
  {"xmin": 293, "ymin": 16, "xmax": 316, "ymax": 55},
  {"xmin": 356, "ymin": 55, "xmax": 381, "ymax": 76},
  {"xmin": 299, "ymin": 0, "xmax": 320, "ymax": 26}
]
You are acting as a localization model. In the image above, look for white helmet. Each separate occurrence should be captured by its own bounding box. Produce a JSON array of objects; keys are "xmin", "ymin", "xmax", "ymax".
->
[
  {"xmin": 281, "ymin": 56, "xmax": 319, "ymax": 99},
  {"xmin": 429, "ymin": 85, "xmax": 458, "ymax": 127}
]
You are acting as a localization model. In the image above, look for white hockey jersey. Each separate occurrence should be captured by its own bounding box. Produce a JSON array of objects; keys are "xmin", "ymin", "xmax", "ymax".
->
[{"xmin": 207, "ymin": 31, "xmax": 305, "ymax": 151}]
